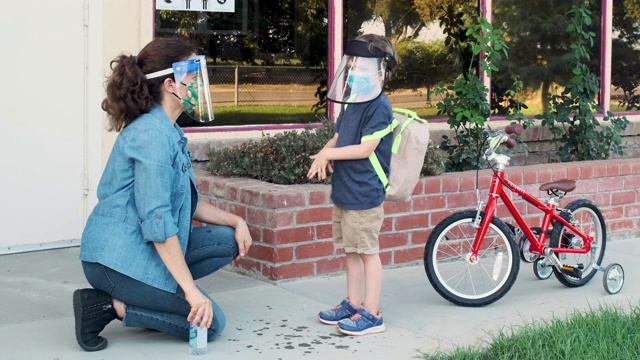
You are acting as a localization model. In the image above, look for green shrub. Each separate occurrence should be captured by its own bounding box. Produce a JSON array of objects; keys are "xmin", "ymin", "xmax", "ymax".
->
[{"xmin": 208, "ymin": 117, "xmax": 446, "ymax": 185}]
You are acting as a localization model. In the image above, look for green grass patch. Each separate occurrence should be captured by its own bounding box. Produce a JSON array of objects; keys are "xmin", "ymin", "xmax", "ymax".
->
[
  {"xmin": 205, "ymin": 105, "xmax": 322, "ymax": 126},
  {"xmin": 421, "ymin": 303, "xmax": 640, "ymax": 360}
]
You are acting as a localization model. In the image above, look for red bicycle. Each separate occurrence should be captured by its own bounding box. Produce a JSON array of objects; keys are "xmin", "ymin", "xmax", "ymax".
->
[{"xmin": 423, "ymin": 125, "xmax": 625, "ymax": 307}]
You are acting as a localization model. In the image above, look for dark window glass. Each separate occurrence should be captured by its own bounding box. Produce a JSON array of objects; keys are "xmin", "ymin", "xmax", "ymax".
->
[
  {"xmin": 611, "ymin": 0, "xmax": 640, "ymax": 112},
  {"xmin": 155, "ymin": 0, "xmax": 328, "ymax": 127},
  {"xmin": 491, "ymin": 0, "xmax": 602, "ymax": 116}
]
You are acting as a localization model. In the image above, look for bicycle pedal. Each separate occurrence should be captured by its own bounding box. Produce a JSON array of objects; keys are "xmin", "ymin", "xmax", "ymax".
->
[{"xmin": 561, "ymin": 265, "xmax": 583, "ymax": 278}]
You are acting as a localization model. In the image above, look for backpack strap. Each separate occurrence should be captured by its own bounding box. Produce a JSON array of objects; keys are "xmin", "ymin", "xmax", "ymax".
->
[
  {"xmin": 361, "ymin": 118, "xmax": 399, "ymax": 193},
  {"xmin": 390, "ymin": 108, "xmax": 429, "ymax": 153}
]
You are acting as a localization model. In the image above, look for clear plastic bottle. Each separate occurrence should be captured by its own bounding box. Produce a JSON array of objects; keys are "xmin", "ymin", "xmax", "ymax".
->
[{"xmin": 189, "ymin": 322, "xmax": 208, "ymax": 355}]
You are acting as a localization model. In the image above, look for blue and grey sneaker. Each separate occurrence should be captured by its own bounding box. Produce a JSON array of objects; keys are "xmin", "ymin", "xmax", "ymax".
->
[
  {"xmin": 336, "ymin": 307, "xmax": 385, "ymax": 336},
  {"xmin": 317, "ymin": 299, "xmax": 358, "ymax": 325}
]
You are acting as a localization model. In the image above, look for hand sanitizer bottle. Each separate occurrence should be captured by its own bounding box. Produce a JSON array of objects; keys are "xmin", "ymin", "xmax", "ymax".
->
[{"xmin": 189, "ymin": 322, "xmax": 208, "ymax": 355}]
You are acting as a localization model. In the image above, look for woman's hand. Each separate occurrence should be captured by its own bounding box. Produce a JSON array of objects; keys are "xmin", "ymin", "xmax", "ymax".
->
[
  {"xmin": 234, "ymin": 219, "xmax": 252, "ymax": 261},
  {"xmin": 185, "ymin": 288, "xmax": 213, "ymax": 329}
]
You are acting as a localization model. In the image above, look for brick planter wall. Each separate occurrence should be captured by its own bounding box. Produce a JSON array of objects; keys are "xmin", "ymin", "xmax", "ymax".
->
[{"xmin": 195, "ymin": 158, "xmax": 640, "ymax": 282}]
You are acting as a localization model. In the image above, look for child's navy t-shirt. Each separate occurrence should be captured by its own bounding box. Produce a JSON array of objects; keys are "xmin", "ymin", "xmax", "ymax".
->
[{"xmin": 331, "ymin": 93, "xmax": 393, "ymax": 210}]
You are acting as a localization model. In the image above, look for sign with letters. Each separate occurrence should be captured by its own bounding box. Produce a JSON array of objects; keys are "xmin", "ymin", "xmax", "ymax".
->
[{"xmin": 156, "ymin": 0, "xmax": 234, "ymax": 13}]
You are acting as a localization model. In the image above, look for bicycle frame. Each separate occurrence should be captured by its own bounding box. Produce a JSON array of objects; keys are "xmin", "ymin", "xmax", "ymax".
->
[{"xmin": 470, "ymin": 168, "xmax": 594, "ymax": 262}]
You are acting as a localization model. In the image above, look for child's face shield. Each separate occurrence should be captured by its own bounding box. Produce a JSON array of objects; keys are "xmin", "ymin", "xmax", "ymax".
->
[
  {"xmin": 327, "ymin": 40, "xmax": 395, "ymax": 104},
  {"xmin": 146, "ymin": 55, "xmax": 214, "ymax": 123}
]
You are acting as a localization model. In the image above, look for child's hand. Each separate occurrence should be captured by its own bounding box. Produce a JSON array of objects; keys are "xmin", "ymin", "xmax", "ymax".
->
[{"xmin": 307, "ymin": 152, "xmax": 333, "ymax": 180}]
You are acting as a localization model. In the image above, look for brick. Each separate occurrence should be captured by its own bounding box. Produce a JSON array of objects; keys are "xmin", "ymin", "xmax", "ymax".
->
[
  {"xmin": 379, "ymin": 251, "xmax": 392, "ymax": 265},
  {"xmin": 269, "ymin": 262, "xmax": 315, "ymax": 280},
  {"xmin": 295, "ymin": 241, "xmax": 334, "ymax": 259},
  {"xmin": 309, "ymin": 190, "xmax": 327, "ymax": 205},
  {"xmin": 240, "ymin": 188, "xmax": 263, "ymax": 206},
  {"xmin": 478, "ymin": 174, "xmax": 493, "ymax": 189},
  {"xmin": 447, "ymin": 192, "xmax": 475, "ymax": 209},
  {"xmin": 624, "ymin": 205, "xmax": 640, "ymax": 218},
  {"xmin": 395, "ymin": 213, "xmax": 430, "ymax": 231},
  {"xmin": 612, "ymin": 191, "xmax": 637, "ymax": 206},
  {"xmin": 197, "ymin": 178, "xmax": 210, "ymax": 196},
  {"xmin": 411, "ymin": 229, "xmax": 431, "ymax": 245},
  {"xmin": 592, "ymin": 164, "xmax": 607, "ymax": 178},
  {"xmin": 381, "ymin": 217, "xmax": 393, "ymax": 232},
  {"xmin": 316, "ymin": 257, "xmax": 345, "ymax": 274},
  {"xmin": 460, "ymin": 175, "xmax": 476, "ymax": 191},
  {"xmin": 589, "ymin": 193, "xmax": 611, "ymax": 208},
  {"xmin": 247, "ymin": 208, "xmax": 293, "ymax": 227},
  {"xmin": 316, "ymin": 224, "xmax": 333, "ymax": 240},
  {"xmin": 506, "ymin": 171, "xmax": 523, "ymax": 185},
  {"xmin": 567, "ymin": 166, "xmax": 581, "ymax": 180},
  {"xmin": 619, "ymin": 162, "xmax": 633, "ymax": 176},
  {"xmin": 233, "ymin": 258, "xmax": 263, "ymax": 275},
  {"xmin": 580, "ymin": 166, "xmax": 594, "ymax": 180},
  {"xmin": 598, "ymin": 178, "xmax": 625, "ymax": 192},
  {"xmin": 624, "ymin": 176, "xmax": 640, "ymax": 189},
  {"xmin": 424, "ymin": 177, "xmax": 441, "ymax": 195},
  {"xmin": 248, "ymin": 225, "xmax": 261, "ymax": 242},
  {"xmin": 601, "ymin": 207, "xmax": 624, "ymax": 221},
  {"xmin": 249, "ymin": 244, "xmax": 294, "ymax": 263},
  {"xmin": 607, "ymin": 164, "xmax": 620, "ymax": 177},
  {"xmin": 265, "ymin": 226, "xmax": 315, "ymax": 245},
  {"xmin": 442, "ymin": 176, "xmax": 459, "ymax": 192},
  {"xmin": 379, "ymin": 233, "xmax": 409, "ymax": 249},
  {"xmin": 609, "ymin": 219, "xmax": 635, "ymax": 232},
  {"xmin": 552, "ymin": 167, "xmax": 568, "ymax": 181},
  {"xmin": 296, "ymin": 206, "xmax": 333, "ymax": 224},
  {"xmin": 412, "ymin": 179, "xmax": 425, "ymax": 195},
  {"xmin": 383, "ymin": 201, "xmax": 411, "ymax": 214},
  {"xmin": 262, "ymin": 190, "xmax": 306, "ymax": 209},
  {"xmin": 523, "ymin": 170, "xmax": 537, "ymax": 184},
  {"xmin": 431, "ymin": 210, "xmax": 455, "ymax": 226},
  {"xmin": 538, "ymin": 169, "xmax": 552, "ymax": 183},
  {"xmin": 412, "ymin": 195, "xmax": 446, "ymax": 212},
  {"xmin": 393, "ymin": 246, "xmax": 424, "ymax": 264}
]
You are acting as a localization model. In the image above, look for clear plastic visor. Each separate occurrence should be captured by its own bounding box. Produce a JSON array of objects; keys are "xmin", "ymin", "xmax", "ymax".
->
[
  {"xmin": 146, "ymin": 55, "xmax": 214, "ymax": 123},
  {"xmin": 327, "ymin": 56, "xmax": 387, "ymax": 104}
]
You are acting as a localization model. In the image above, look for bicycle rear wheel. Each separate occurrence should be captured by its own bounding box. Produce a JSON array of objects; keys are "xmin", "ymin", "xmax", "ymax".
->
[
  {"xmin": 550, "ymin": 199, "xmax": 606, "ymax": 287},
  {"xmin": 424, "ymin": 210, "xmax": 520, "ymax": 307}
]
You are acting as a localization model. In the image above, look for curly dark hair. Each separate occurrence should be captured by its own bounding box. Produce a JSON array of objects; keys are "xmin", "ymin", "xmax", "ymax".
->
[{"xmin": 101, "ymin": 37, "xmax": 196, "ymax": 131}]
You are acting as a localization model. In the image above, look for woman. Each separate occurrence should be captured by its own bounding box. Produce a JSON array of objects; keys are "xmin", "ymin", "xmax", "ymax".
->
[{"xmin": 73, "ymin": 37, "xmax": 252, "ymax": 352}]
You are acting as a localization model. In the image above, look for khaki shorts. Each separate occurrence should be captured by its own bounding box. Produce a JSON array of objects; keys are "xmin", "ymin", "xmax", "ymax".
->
[{"xmin": 332, "ymin": 204, "xmax": 384, "ymax": 255}]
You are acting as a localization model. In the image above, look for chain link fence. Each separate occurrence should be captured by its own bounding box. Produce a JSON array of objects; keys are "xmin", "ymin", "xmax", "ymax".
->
[
  {"xmin": 208, "ymin": 66, "xmax": 324, "ymax": 107},
  {"xmin": 206, "ymin": 65, "xmax": 432, "ymax": 109}
]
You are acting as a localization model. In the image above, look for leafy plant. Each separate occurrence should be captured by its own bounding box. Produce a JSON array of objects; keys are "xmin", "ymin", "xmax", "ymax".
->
[
  {"xmin": 433, "ymin": 16, "xmax": 509, "ymax": 172},
  {"xmin": 537, "ymin": 3, "xmax": 629, "ymax": 162},
  {"xmin": 208, "ymin": 117, "xmax": 446, "ymax": 185}
]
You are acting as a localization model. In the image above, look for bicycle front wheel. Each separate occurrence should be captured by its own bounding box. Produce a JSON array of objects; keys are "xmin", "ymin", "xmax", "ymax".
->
[
  {"xmin": 424, "ymin": 210, "xmax": 520, "ymax": 307},
  {"xmin": 550, "ymin": 199, "xmax": 606, "ymax": 287}
]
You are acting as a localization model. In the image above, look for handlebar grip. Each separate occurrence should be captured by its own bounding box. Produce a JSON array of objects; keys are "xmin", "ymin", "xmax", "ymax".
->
[
  {"xmin": 505, "ymin": 124, "xmax": 524, "ymax": 136},
  {"xmin": 504, "ymin": 138, "xmax": 517, "ymax": 149}
]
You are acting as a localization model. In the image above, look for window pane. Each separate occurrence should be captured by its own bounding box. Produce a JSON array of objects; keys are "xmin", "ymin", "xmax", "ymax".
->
[
  {"xmin": 611, "ymin": 0, "xmax": 640, "ymax": 112},
  {"xmin": 155, "ymin": 0, "xmax": 328, "ymax": 127},
  {"xmin": 345, "ymin": 1, "xmax": 478, "ymax": 119},
  {"xmin": 491, "ymin": 1, "xmax": 602, "ymax": 116}
]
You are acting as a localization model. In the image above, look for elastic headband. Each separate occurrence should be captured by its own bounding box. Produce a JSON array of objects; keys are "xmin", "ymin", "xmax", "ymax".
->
[{"xmin": 344, "ymin": 40, "xmax": 397, "ymax": 71}]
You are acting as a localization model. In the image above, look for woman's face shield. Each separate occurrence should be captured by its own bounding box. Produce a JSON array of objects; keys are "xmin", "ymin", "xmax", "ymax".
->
[{"xmin": 146, "ymin": 55, "xmax": 214, "ymax": 123}]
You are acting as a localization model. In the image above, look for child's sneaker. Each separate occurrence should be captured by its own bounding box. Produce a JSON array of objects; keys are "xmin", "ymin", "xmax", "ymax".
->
[
  {"xmin": 317, "ymin": 299, "xmax": 358, "ymax": 325},
  {"xmin": 336, "ymin": 307, "xmax": 385, "ymax": 336}
]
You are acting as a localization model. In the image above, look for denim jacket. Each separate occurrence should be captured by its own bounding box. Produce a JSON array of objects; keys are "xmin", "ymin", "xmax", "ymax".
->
[{"xmin": 80, "ymin": 104, "xmax": 198, "ymax": 293}]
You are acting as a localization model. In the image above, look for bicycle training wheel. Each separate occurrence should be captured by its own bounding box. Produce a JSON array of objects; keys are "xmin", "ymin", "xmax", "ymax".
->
[
  {"xmin": 549, "ymin": 199, "xmax": 606, "ymax": 287},
  {"xmin": 533, "ymin": 258, "xmax": 553, "ymax": 280},
  {"xmin": 424, "ymin": 210, "xmax": 520, "ymax": 307}
]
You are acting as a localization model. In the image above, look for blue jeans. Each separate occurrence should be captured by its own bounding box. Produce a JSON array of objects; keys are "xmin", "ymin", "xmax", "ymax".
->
[{"xmin": 82, "ymin": 225, "xmax": 238, "ymax": 342}]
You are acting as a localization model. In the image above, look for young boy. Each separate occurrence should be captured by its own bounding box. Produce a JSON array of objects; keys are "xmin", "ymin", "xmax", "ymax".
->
[{"xmin": 307, "ymin": 34, "xmax": 397, "ymax": 336}]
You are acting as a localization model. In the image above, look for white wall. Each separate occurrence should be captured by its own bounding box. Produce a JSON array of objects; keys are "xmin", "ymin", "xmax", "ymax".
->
[{"xmin": 0, "ymin": 0, "xmax": 102, "ymax": 253}]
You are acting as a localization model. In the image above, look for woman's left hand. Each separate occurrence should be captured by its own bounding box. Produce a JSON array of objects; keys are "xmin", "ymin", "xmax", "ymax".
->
[{"xmin": 234, "ymin": 219, "xmax": 252, "ymax": 261}]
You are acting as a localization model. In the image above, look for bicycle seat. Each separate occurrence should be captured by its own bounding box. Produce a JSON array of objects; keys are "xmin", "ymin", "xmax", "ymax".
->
[{"xmin": 539, "ymin": 179, "xmax": 576, "ymax": 193}]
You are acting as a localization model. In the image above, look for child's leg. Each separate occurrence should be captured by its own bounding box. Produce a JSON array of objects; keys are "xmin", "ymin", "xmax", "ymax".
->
[
  {"xmin": 345, "ymin": 252, "xmax": 364, "ymax": 307},
  {"xmin": 361, "ymin": 253, "xmax": 382, "ymax": 313}
]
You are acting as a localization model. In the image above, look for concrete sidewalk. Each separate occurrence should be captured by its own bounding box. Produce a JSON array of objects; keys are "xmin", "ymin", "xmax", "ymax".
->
[{"xmin": 1, "ymin": 239, "xmax": 638, "ymax": 360}]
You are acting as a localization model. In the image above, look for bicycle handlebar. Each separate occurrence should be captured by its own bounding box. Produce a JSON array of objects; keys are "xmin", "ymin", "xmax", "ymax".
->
[{"xmin": 484, "ymin": 124, "xmax": 524, "ymax": 160}]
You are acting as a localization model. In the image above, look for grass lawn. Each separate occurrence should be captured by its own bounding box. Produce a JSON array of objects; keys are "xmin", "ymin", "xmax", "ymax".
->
[{"xmin": 420, "ymin": 303, "xmax": 640, "ymax": 360}]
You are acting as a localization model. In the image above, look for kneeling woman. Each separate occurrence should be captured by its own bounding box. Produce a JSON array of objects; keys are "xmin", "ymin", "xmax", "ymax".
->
[{"xmin": 73, "ymin": 37, "xmax": 252, "ymax": 351}]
